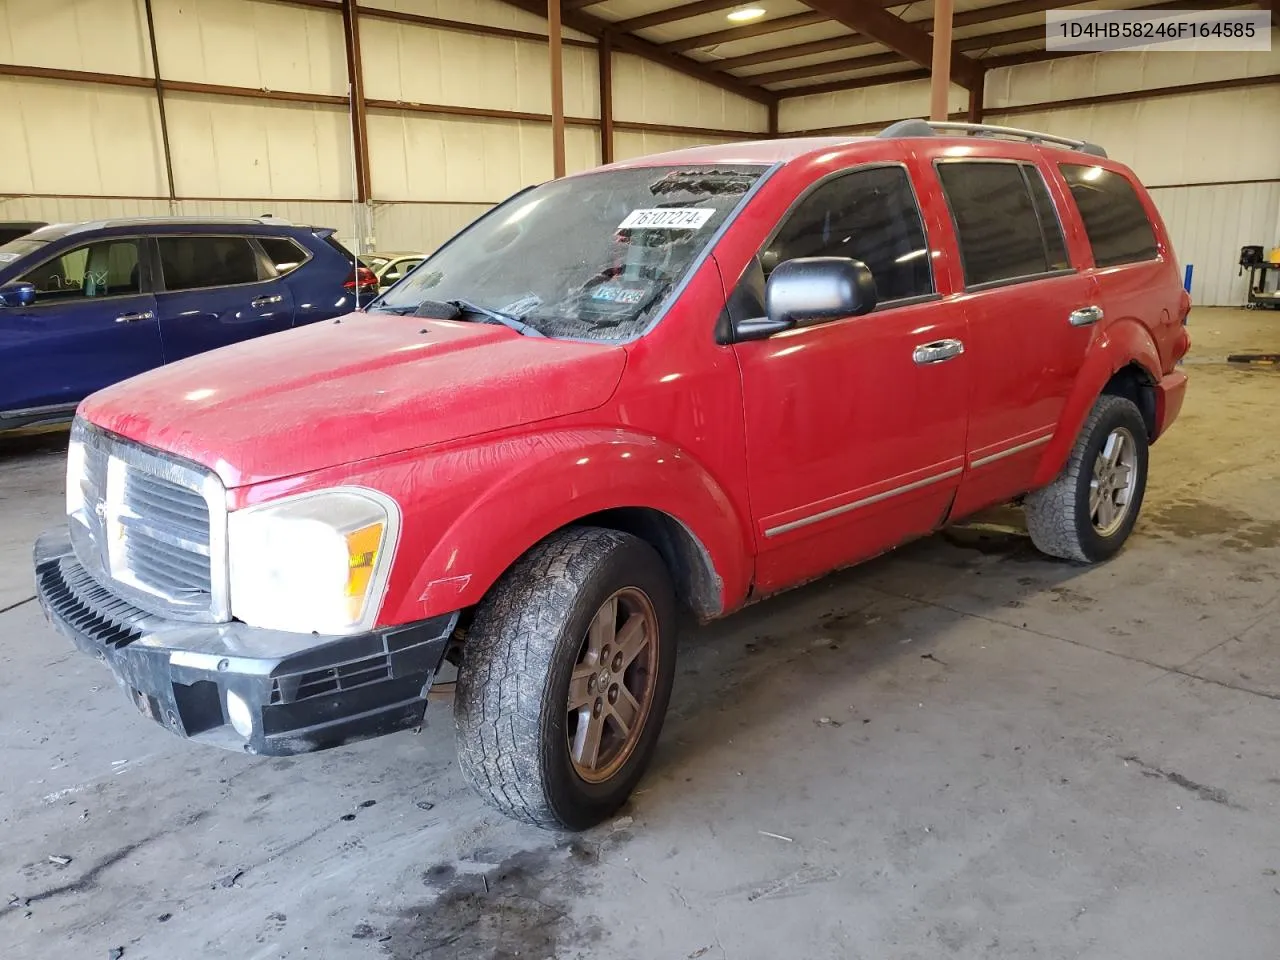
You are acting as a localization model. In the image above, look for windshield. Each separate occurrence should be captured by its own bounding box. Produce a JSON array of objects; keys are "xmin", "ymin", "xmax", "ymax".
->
[
  {"xmin": 372, "ymin": 164, "xmax": 767, "ymax": 340},
  {"xmin": 0, "ymin": 238, "xmax": 46, "ymax": 266}
]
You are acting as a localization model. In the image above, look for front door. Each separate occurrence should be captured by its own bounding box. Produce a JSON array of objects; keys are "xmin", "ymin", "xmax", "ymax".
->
[
  {"xmin": 153, "ymin": 235, "xmax": 295, "ymax": 363},
  {"xmin": 0, "ymin": 237, "xmax": 162, "ymax": 424},
  {"xmin": 732, "ymin": 164, "xmax": 970, "ymax": 595},
  {"xmin": 928, "ymin": 157, "xmax": 1098, "ymax": 518}
]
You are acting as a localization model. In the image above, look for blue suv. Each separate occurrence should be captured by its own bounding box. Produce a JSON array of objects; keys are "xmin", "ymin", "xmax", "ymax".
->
[{"xmin": 0, "ymin": 217, "xmax": 374, "ymax": 431}]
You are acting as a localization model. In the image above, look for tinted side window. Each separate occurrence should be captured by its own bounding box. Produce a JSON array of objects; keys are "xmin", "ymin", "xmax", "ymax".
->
[
  {"xmin": 1025, "ymin": 168, "xmax": 1070, "ymax": 271},
  {"xmin": 258, "ymin": 237, "xmax": 308, "ymax": 276},
  {"xmin": 764, "ymin": 166, "xmax": 932, "ymax": 302},
  {"xmin": 1059, "ymin": 164, "xmax": 1158, "ymax": 267},
  {"xmin": 937, "ymin": 161, "xmax": 1065, "ymax": 286},
  {"xmin": 19, "ymin": 240, "xmax": 141, "ymax": 303},
  {"xmin": 158, "ymin": 236, "xmax": 265, "ymax": 291}
]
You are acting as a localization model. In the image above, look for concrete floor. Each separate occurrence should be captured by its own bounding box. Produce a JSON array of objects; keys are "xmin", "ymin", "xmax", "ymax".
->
[{"xmin": 1, "ymin": 306, "xmax": 1277, "ymax": 960}]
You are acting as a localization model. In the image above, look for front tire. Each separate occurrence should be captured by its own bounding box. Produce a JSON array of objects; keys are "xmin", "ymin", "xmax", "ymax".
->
[
  {"xmin": 1024, "ymin": 394, "xmax": 1149, "ymax": 563},
  {"xmin": 454, "ymin": 527, "xmax": 677, "ymax": 830}
]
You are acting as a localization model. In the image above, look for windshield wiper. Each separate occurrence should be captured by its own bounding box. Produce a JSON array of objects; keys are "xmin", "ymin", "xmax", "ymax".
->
[{"xmin": 415, "ymin": 298, "xmax": 544, "ymax": 337}]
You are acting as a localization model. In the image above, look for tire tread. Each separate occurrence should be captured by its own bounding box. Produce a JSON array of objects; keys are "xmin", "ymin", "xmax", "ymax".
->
[
  {"xmin": 454, "ymin": 527, "xmax": 644, "ymax": 828},
  {"xmin": 1025, "ymin": 394, "xmax": 1144, "ymax": 563}
]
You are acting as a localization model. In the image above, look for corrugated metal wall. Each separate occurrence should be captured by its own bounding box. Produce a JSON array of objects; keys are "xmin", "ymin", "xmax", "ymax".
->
[
  {"xmin": 779, "ymin": 77, "xmax": 969, "ymax": 134},
  {"xmin": 0, "ymin": 0, "xmax": 764, "ymax": 254},
  {"xmin": 1149, "ymin": 183, "xmax": 1280, "ymax": 308},
  {"xmin": 613, "ymin": 53, "xmax": 770, "ymax": 132}
]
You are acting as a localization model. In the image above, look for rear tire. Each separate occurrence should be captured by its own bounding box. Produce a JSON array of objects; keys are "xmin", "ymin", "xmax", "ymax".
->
[
  {"xmin": 454, "ymin": 527, "xmax": 677, "ymax": 830},
  {"xmin": 1025, "ymin": 394, "xmax": 1149, "ymax": 563}
]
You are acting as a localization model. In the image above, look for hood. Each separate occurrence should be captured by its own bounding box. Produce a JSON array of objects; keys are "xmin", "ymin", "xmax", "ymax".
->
[{"xmin": 81, "ymin": 313, "xmax": 627, "ymax": 487}]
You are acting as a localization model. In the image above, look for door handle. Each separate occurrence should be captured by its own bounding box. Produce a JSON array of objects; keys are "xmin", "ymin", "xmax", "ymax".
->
[
  {"xmin": 912, "ymin": 339, "xmax": 965, "ymax": 365},
  {"xmin": 1069, "ymin": 304, "xmax": 1104, "ymax": 326},
  {"xmin": 251, "ymin": 294, "xmax": 284, "ymax": 308},
  {"xmin": 114, "ymin": 310, "xmax": 154, "ymax": 324}
]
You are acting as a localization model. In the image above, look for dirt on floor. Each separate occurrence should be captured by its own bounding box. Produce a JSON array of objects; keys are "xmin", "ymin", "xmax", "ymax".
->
[{"xmin": 0, "ymin": 307, "xmax": 1277, "ymax": 960}]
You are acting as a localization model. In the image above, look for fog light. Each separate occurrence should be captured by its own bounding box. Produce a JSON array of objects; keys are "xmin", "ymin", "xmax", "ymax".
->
[{"xmin": 226, "ymin": 690, "xmax": 255, "ymax": 738}]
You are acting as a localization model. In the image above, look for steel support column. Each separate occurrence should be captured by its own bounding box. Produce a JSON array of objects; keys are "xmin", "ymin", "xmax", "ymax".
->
[
  {"xmin": 930, "ymin": 0, "xmax": 955, "ymax": 120},
  {"xmin": 142, "ymin": 0, "xmax": 176, "ymax": 200},
  {"xmin": 341, "ymin": 0, "xmax": 371, "ymax": 202},
  {"xmin": 549, "ymin": 0, "xmax": 567, "ymax": 178},
  {"xmin": 599, "ymin": 30, "xmax": 614, "ymax": 165}
]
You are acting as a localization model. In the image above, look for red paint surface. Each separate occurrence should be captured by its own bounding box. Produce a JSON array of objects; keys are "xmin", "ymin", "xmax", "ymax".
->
[{"xmin": 80, "ymin": 136, "xmax": 1188, "ymax": 628}]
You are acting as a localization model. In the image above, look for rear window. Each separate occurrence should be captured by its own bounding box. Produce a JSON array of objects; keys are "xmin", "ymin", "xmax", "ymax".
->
[
  {"xmin": 257, "ymin": 237, "xmax": 309, "ymax": 276},
  {"xmin": 323, "ymin": 234, "xmax": 358, "ymax": 262},
  {"xmin": 158, "ymin": 236, "xmax": 267, "ymax": 291},
  {"xmin": 937, "ymin": 161, "xmax": 1071, "ymax": 287},
  {"xmin": 1059, "ymin": 164, "xmax": 1159, "ymax": 267}
]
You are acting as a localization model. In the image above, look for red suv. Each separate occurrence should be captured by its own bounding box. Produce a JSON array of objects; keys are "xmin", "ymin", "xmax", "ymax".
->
[{"xmin": 36, "ymin": 121, "xmax": 1190, "ymax": 830}]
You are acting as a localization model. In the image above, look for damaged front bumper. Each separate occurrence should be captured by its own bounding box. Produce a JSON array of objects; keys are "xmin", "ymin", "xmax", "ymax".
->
[{"xmin": 34, "ymin": 528, "xmax": 457, "ymax": 756}]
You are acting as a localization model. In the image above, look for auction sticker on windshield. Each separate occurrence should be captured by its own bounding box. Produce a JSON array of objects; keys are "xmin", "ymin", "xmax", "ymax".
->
[{"xmin": 619, "ymin": 208, "xmax": 715, "ymax": 230}]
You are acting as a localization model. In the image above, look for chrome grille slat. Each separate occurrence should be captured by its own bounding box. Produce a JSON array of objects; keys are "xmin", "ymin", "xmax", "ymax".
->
[
  {"xmin": 122, "ymin": 492, "xmax": 208, "ymax": 544},
  {"xmin": 68, "ymin": 418, "xmax": 228, "ymax": 623},
  {"xmin": 119, "ymin": 514, "xmax": 211, "ymax": 556},
  {"xmin": 126, "ymin": 473, "xmax": 209, "ymax": 519},
  {"xmin": 128, "ymin": 545, "xmax": 211, "ymax": 587}
]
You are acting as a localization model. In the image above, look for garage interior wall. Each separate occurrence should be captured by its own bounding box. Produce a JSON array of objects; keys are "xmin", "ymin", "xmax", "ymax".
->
[
  {"xmin": 0, "ymin": 0, "xmax": 768, "ymax": 253},
  {"xmin": 779, "ymin": 42, "xmax": 1280, "ymax": 306}
]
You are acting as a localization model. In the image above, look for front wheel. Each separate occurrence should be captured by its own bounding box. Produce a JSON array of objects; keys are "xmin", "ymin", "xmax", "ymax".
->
[
  {"xmin": 1024, "ymin": 394, "xmax": 1149, "ymax": 563},
  {"xmin": 454, "ymin": 527, "xmax": 677, "ymax": 830}
]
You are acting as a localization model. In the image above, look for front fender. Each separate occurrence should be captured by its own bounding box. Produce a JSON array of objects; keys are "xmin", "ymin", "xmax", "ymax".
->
[
  {"xmin": 381, "ymin": 428, "xmax": 754, "ymax": 624},
  {"xmin": 1032, "ymin": 318, "xmax": 1161, "ymax": 488}
]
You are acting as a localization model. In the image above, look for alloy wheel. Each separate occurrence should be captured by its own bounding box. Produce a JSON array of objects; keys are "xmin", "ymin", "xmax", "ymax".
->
[{"xmin": 566, "ymin": 587, "xmax": 659, "ymax": 784}]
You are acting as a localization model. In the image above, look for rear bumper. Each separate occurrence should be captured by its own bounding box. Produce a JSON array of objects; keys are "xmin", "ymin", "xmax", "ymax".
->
[
  {"xmin": 1153, "ymin": 369, "xmax": 1188, "ymax": 441},
  {"xmin": 34, "ymin": 528, "xmax": 457, "ymax": 756}
]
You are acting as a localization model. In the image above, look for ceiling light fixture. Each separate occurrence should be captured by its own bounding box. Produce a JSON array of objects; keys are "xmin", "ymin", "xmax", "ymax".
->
[{"xmin": 727, "ymin": 7, "xmax": 766, "ymax": 22}]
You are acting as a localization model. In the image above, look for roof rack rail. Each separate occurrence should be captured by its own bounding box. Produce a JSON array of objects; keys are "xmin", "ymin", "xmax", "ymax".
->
[
  {"xmin": 877, "ymin": 119, "xmax": 1107, "ymax": 158},
  {"xmin": 64, "ymin": 216, "xmax": 296, "ymax": 235}
]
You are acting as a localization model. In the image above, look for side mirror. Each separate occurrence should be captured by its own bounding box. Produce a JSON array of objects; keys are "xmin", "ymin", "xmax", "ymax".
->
[
  {"xmin": 734, "ymin": 257, "xmax": 876, "ymax": 342},
  {"xmin": 0, "ymin": 281, "xmax": 36, "ymax": 308}
]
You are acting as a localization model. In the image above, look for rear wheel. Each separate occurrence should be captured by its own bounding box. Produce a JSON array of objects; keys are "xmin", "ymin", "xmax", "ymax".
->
[
  {"xmin": 453, "ymin": 527, "xmax": 676, "ymax": 830},
  {"xmin": 1024, "ymin": 394, "xmax": 1149, "ymax": 563}
]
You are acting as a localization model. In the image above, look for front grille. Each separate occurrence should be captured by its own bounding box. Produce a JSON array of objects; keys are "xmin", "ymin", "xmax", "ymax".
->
[
  {"xmin": 36, "ymin": 556, "xmax": 147, "ymax": 649},
  {"xmin": 68, "ymin": 419, "xmax": 226, "ymax": 622}
]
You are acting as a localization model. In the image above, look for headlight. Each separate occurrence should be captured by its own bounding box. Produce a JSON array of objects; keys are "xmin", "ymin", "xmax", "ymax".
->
[{"xmin": 227, "ymin": 487, "xmax": 400, "ymax": 635}]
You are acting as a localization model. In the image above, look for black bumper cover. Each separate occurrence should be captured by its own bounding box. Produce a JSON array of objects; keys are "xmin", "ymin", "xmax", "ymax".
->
[{"xmin": 34, "ymin": 529, "xmax": 457, "ymax": 756}]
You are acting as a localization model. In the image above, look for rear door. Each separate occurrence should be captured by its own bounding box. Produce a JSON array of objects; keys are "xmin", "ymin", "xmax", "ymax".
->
[
  {"xmin": 1056, "ymin": 162, "xmax": 1184, "ymax": 369},
  {"xmin": 928, "ymin": 154, "xmax": 1099, "ymax": 518},
  {"xmin": 0, "ymin": 236, "xmax": 162, "ymax": 423},
  {"xmin": 732, "ymin": 162, "xmax": 971, "ymax": 593},
  {"xmin": 153, "ymin": 234, "xmax": 295, "ymax": 363}
]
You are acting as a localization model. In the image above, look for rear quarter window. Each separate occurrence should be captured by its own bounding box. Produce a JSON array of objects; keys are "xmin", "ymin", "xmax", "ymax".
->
[
  {"xmin": 257, "ymin": 237, "xmax": 310, "ymax": 276},
  {"xmin": 1059, "ymin": 164, "xmax": 1159, "ymax": 267}
]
